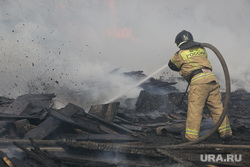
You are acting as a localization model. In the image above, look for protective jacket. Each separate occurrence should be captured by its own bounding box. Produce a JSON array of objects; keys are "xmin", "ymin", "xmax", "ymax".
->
[{"xmin": 168, "ymin": 46, "xmax": 218, "ymax": 85}]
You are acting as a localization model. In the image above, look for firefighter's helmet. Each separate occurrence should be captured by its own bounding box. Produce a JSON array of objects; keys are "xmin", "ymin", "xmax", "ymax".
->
[{"xmin": 175, "ymin": 30, "xmax": 194, "ymax": 48}]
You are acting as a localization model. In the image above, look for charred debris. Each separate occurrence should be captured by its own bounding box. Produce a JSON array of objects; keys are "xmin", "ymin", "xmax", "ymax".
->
[{"xmin": 0, "ymin": 71, "xmax": 249, "ymax": 167}]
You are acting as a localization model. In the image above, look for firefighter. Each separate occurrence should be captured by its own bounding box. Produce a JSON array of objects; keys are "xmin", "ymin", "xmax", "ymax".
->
[{"xmin": 168, "ymin": 30, "xmax": 232, "ymax": 141}]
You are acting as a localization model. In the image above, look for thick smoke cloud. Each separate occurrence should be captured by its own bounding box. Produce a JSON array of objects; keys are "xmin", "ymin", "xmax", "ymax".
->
[{"xmin": 0, "ymin": 0, "xmax": 249, "ymax": 109}]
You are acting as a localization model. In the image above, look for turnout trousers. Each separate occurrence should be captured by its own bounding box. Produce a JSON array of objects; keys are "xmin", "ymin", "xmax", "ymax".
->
[{"xmin": 185, "ymin": 81, "xmax": 232, "ymax": 141}]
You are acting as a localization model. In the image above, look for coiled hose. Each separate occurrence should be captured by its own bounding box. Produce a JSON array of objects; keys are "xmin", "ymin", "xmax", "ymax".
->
[{"xmin": 162, "ymin": 43, "xmax": 231, "ymax": 148}]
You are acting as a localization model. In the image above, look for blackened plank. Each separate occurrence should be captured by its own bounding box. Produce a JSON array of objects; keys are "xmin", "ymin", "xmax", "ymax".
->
[
  {"xmin": 88, "ymin": 102, "xmax": 120, "ymax": 122},
  {"xmin": 0, "ymin": 94, "xmax": 55, "ymax": 115},
  {"xmin": 48, "ymin": 109, "xmax": 103, "ymax": 133},
  {"xmin": 60, "ymin": 134, "xmax": 139, "ymax": 142},
  {"xmin": 23, "ymin": 103, "xmax": 82, "ymax": 139}
]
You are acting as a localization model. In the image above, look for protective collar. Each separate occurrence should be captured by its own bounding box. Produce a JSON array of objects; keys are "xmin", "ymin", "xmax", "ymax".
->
[{"xmin": 179, "ymin": 40, "xmax": 200, "ymax": 50}]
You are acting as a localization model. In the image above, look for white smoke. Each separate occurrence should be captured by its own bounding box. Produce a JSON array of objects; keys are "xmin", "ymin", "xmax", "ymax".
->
[{"xmin": 0, "ymin": 0, "xmax": 249, "ymax": 109}]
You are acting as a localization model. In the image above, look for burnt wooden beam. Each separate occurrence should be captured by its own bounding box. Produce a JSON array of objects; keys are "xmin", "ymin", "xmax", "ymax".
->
[
  {"xmin": 1, "ymin": 138, "xmax": 249, "ymax": 152},
  {"xmin": 73, "ymin": 112, "xmax": 142, "ymax": 137},
  {"xmin": 48, "ymin": 109, "xmax": 103, "ymax": 133},
  {"xmin": 60, "ymin": 134, "xmax": 139, "ymax": 142},
  {"xmin": 54, "ymin": 156, "xmax": 116, "ymax": 167},
  {"xmin": 118, "ymin": 124, "xmax": 144, "ymax": 132},
  {"xmin": 23, "ymin": 103, "xmax": 82, "ymax": 139},
  {"xmin": 63, "ymin": 140, "xmax": 162, "ymax": 157},
  {"xmin": 13, "ymin": 142, "xmax": 59, "ymax": 167},
  {"xmin": 89, "ymin": 102, "xmax": 120, "ymax": 122},
  {"xmin": 0, "ymin": 113, "xmax": 42, "ymax": 121},
  {"xmin": 114, "ymin": 116, "xmax": 139, "ymax": 126},
  {"xmin": 160, "ymin": 144, "xmax": 250, "ymax": 150},
  {"xmin": 53, "ymin": 154, "xmax": 163, "ymax": 167},
  {"xmin": 0, "ymin": 139, "xmax": 58, "ymax": 146},
  {"xmin": 0, "ymin": 94, "xmax": 55, "ymax": 115}
]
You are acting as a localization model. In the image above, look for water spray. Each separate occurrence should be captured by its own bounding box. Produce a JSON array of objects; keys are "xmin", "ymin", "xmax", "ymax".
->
[{"xmin": 105, "ymin": 63, "xmax": 169, "ymax": 104}]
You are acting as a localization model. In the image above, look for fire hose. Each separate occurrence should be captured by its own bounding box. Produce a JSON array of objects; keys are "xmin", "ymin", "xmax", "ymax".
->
[{"xmin": 161, "ymin": 43, "xmax": 231, "ymax": 148}]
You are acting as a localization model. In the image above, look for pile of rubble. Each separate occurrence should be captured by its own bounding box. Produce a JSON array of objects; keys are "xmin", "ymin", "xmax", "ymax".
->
[{"xmin": 0, "ymin": 72, "xmax": 250, "ymax": 167}]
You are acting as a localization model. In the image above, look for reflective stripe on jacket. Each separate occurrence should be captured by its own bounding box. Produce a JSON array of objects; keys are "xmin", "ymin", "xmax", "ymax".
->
[{"xmin": 169, "ymin": 46, "xmax": 218, "ymax": 85}]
